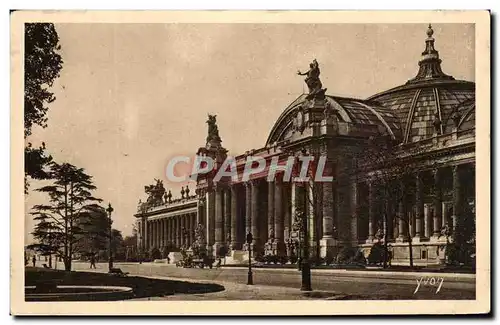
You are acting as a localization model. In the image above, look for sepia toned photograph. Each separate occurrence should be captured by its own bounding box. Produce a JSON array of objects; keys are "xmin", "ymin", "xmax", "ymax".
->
[{"xmin": 11, "ymin": 10, "xmax": 490, "ymax": 315}]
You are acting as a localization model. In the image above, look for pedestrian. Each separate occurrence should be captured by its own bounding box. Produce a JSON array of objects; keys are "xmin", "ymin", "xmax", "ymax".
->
[
  {"xmin": 90, "ymin": 255, "xmax": 96, "ymax": 269},
  {"xmin": 32, "ymin": 255, "xmax": 36, "ymax": 267},
  {"xmin": 215, "ymin": 257, "xmax": 222, "ymax": 269}
]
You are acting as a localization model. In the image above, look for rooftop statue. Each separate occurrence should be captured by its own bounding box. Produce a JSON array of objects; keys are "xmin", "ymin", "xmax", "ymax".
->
[
  {"xmin": 206, "ymin": 114, "xmax": 222, "ymax": 144},
  {"xmin": 144, "ymin": 179, "xmax": 166, "ymax": 206},
  {"xmin": 297, "ymin": 59, "xmax": 326, "ymax": 99}
]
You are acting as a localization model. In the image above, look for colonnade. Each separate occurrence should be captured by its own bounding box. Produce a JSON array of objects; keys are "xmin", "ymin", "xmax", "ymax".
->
[
  {"xmin": 137, "ymin": 162, "xmax": 474, "ymax": 259},
  {"xmin": 200, "ymin": 174, "xmax": 338, "ymax": 257},
  {"xmin": 358, "ymin": 163, "xmax": 474, "ymax": 244},
  {"xmin": 139, "ymin": 212, "xmax": 197, "ymax": 251}
]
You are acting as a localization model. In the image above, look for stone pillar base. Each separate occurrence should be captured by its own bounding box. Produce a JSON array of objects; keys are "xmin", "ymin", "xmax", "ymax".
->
[
  {"xmin": 272, "ymin": 241, "xmax": 286, "ymax": 256},
  {"xmin": 412, "ymin": 235, "xmax": 422, "ymax": 243},
  {"xmin": 320, "ymin": 237, "xmax": 337, "ymax": 259},
  {"xmin": 224, "ymin": 250, "xmax": 247, "ymax": 264},
  {"xmin": 212, "ymin": 243, "xmax": 224, "ymax": 257},
  {"xmin": 167, "ymin": 252, "xmax": 183, "ymax": 264},
  {"xmin": 396, "ymin": 236, "xmax": 407, "ymax": 243},
  {"xmin": 206, "ymin": 245, "xmax": 213, "ymax": 257},
  {"xmin": 230, "ymin": 242, "xmax": 242, "ymax": 251},
  {"xmin": 431, "ymin": 235, "xmax": 445, "ymax": 243},
  {"xmin": 250, "ymin": 243, "xmax": 262, "ymax": 256}
]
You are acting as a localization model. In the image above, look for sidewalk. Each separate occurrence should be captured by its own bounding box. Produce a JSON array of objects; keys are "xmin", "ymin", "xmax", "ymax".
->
[
  {"xmin": 63, "ymin": 265, "xmax": 339, "ymax": 300},
  {"xmin": 136, "ymin": 262, "xmax": 476, "ymax": 281},
  {"xmin": 128, "ymin": 274, "xmax": 342, "ymax": 301}
]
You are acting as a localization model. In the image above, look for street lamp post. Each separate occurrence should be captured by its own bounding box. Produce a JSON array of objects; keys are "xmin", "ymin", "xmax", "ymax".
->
[
  {"xmin": 300, "ymin": 216, "xmax": 312, "ymax": 291},
  {"xmin": 106, "ymin": 203, "xmax": 114, "ymax": 272},
  {"xmin": 246, "ymin": 232, "xmax": 253, "ymax": 285},
  {"xmin": 297, "ymin": 182, "xmax": 312, "ymax": 292}
]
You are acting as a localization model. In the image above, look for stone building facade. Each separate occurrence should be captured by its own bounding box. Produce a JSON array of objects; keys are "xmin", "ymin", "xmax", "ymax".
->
[{"xmin": 135, "ymin": 25, "xmax": 475, "ymax": 265}]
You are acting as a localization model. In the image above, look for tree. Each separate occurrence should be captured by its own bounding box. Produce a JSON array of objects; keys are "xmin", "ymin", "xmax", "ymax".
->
[
  {"xmin": 24, "ymin": 23, "xmax": 63, "ymax": 192},
  {"xmin": 346, "ymin": 136, "xmax": 433, "ymax": 268},
  {"xmin": 123, "ymin": 232, "xmax": 138, "ymax": 261},
  {"xmin": 111, "ymin": 229, "xmax": 124, "ymax": 260},
  {"xmin": 30, "ymin": 161, "xmax": 102, "ymax": 271},
  {"xmin": 28, "ymin": 214, "xmax": 62, "ymax": 268},
  {"xmin": 74, "ymin": 205, "xmax": 109, "ymax": 257}
]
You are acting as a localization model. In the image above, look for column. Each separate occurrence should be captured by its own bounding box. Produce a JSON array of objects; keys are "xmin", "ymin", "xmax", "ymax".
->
[
  {"xmin": 152, "ymin": 220, "xmax": 156, "ymax": 248},
  {"xmin": 397, "ymin": 201, "xmax": 407, "ymax": 241},
  {"xmin": 186, "ymin": 214, "xmax": 191, "ymax": 246},
  {"xmin": 214, "ymin": 184, "xmax": 224, "ymax": 255},
  {"xmin": 284, "ymin": 183, "xmax": 292, "ymax": 240},
  {"xmin": 251, "ymin": 180, "xmax": 260, "ymax": 252},
  {"xmin": 179, "ymin": 216, "xmax": 184, "ymax": 247},
  {"xmin": 410, "ymin": 208, "xmax": 416, "ymax": 238},
  {"xmin": 142, "ymin": 217, "xmax": 147, "ymax": 251},
  {"xmin": 290, "ymin": 182, "xmax": 296, "ymax": 229},
  {"xmin": 433, "ymin": 168, "xmax": 442, "ymax": 237},
  {"xmin": 442, "ymin": 202, "xmax": 449, "ymax": 228},
  {"xmin": 170, "ymin": 217, "xmax": 175, "ymax": 246},
  {"xmin": 166, "ymin": 218, "xmax": 171, "ymax": 246},
  {"xmin": 350, "ymin": 181, "xmax": 359, "ymax": 244},
  {"xmin": 393, "ymin": 209, "xmax": 399, "ymax": 239},
  {"xmin": 244, "ymin": 182, "xmax": 252, "ymax": 250},
  {"xmin": 307, "ymin": 180, "xmax": 316, "ymax": 245},
  {"xmin": 320, "ymin": 178, "xmax": 336, "ymax": 258},
  {"xmin": 158, "ymin": 219, "xmax": 162, "ymax": 248},
  {"xmin": 206, "ymin": 190, "xmax": 216, "ymax": 254},
  {"xmin": 160, "ymin": 219, "xmax": 164, "ymax": 248},
  {"xmin": 149, "ymin": 220, "xmax": 153, "ymax": 248},
  {"xmin": 224, "ymin": 187, "xmax": 231, "ymax": 248},
  {"xmin": 164, "ymin": 219, "xmax": 167, "ymax": 247},
  {"xmin": 452, "ymin": 165, "xmax": 462, "ymax": 236},
  {"xmin": 268, "ymin": 181, "xmax": 275, "ymax": 242},
  {"xmin": 230, "ymin": 185, "xmax": 240, "ymax": 249},
  {"xmin": 197, "ymin": 198, "xmax": 205, "ymax": 226},
  {"xmin": 424, "ymin": 204, "xmax": 431, "ymax": 238},
  {"xmin": 156, "ymin": 219, "xmax": 161, "ymax": 249},
  {"xmin": 156, "ymin": 219, "xmax": 160, "ymax": 248},
  {"xmin": 415, "ymin": 172, "xmax": 424, "ymax": 239},
  {"xmin": 159, "ymin": 220, "xmax": 163, "ymax": 247},
  {"xmin": 175, "ymin": 216, "xmax": 180, "ymax": 248},
  {"xmin": 166, "ymin": 218, "xmax": 169, "ymax": 247},
  {"xmin": 190, "ymin": 213, "xmax": 195, "ymax": 247},
  {"xmin": 385, "ymin": 197, "xmax": 393, "ymax": 241},
  {"xmin": 367, "ymin": 181, "xmax": 375, "ymax": 242},
  {"xmin": 136, "ymin": 220, "xmax": 142, "ymax": 250},
  {"xmin": 164, "ymin": 218, "xmax": 168, "ymax": 246},
  {"xmin": 150, "ymin": 220, "xmax": 154, "ymax": 248},
  {"xmin": 170, "ymin": 217, "xmax": 175, "ymax": 247},
  {"xmin": 156, "ymin": 220, "xmax": 160, "ymax": 248},
  {"xmin": 397, "ymin": 181, "xmax": 407, "ymax": 241},
  {"xmin": 274, "ymin": 177, "xmax": 284, "ymax": 255},
  {"xmin": 182, "ymin": 215, "xmax": 187, "ymax": 247}
]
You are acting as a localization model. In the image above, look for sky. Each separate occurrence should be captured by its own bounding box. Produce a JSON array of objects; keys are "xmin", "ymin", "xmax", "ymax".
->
[{"xmin": 24, "ymin": 23, "xmax": 475, "ymax": 243}]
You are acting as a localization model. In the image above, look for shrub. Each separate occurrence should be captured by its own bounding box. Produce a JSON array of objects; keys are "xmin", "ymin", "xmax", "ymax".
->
[
  {"xmin": 446, "ymin": 242, "xmax": 475, "ymax": 267},
  {"xmin": 336, "ymin": 247, "xmax": 357, "ymax": 264},
  {"xmin": 352, "ymin": 249, "xmax": 367, "ymax": 265},
  {"xmin": 254, "ymin": 254, "xmax": 264, "ymax": 263},
  {"xmin": 367, "ymin": 243, "xmax": 387, "ymax": 265},
  {"xmin": 278, "ymin": 255, "xmax": 288, "ymax": 265},
  {"xmin": 149, "ymin": 247, "xmax": 162, "ymax": 260},
  {"xmin": 217, "ymin": 246, "xmax": 228, "ymax": 258}
]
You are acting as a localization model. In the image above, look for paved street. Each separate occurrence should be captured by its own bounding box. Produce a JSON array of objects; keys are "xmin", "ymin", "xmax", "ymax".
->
[{"xmin": 61, "ymin": 261, "xmax": 475, "ymax": 300}]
